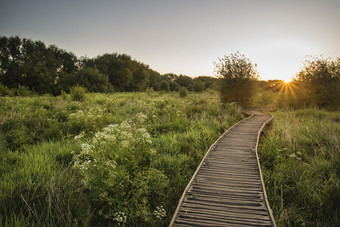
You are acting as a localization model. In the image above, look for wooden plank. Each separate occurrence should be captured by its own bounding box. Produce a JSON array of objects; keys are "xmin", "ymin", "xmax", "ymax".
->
[{"xmin": 170, "ymin": 112, "xmax": 276, "ymax": 226}]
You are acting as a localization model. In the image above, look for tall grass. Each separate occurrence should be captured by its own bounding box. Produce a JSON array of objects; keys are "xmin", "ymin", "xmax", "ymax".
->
[
  {"xmin": 0, "ymin": 91, "xmax": 242, "ymax": 226},
  {"xmin": 259, "ymin": 109, "xmax": 340, "ymax": 226}
]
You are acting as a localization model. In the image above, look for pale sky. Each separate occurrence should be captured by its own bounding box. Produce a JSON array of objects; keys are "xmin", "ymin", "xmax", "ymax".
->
[{"xmin": 1, "ymin": 0, "xmax": 340, "ymax": 81}]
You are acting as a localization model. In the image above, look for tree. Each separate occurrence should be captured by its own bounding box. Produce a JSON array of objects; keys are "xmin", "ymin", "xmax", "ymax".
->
[
  {"xmin": 0, "ymin": 36, "xmax": 78, "ymax": 94},
  {"xmin": 57, "ymin": 68, "xmax": 113, "ymax": 93},
  {"xmin": 214, "ymin": 51, "xmax": 259, "ymax": 106},
  {"xmin": 160, "ymin": 80, "xmax": 170, "ymax": 92},
  {"xmin": 296, "ymin": 55, "xmax": 340, "ymax": 107},
  {"xmin": 175, "ymin": 75, "xmax": 193, "ymax": 88}
]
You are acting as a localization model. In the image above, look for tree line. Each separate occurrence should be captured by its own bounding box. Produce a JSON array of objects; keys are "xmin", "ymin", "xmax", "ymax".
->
[
  {"xmin": 215, "ymin": 52, "xmax": 340, "ymax": 109},
  {"xmin": 1, "ymin": 36, "xmax": 339, "ymax": 109},
  {"xmin": 0, "ymin": 36, "xmax": 218, "ymax": 95}
]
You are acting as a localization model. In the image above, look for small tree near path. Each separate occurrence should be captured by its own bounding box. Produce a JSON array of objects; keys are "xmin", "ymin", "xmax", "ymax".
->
[{"xmin": 215, "ymin": 51, "xmax": 259, "ymax": 106}]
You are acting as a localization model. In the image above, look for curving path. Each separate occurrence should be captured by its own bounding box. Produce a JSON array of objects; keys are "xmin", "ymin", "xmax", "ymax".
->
[{"xmin": 170, "ymin": 111, "xmax": 276, "ymax": 227}]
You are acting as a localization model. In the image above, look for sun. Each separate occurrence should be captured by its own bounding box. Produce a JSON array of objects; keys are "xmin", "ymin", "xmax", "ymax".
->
[{"xmin": 282, "ymin": 78, "xmax": 292, "ymax": 83}]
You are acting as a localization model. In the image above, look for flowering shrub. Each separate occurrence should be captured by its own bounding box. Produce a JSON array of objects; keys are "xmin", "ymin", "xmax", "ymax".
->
[{"xmin": 72, "ymin": 113, "xmax": 168, "ymax": 225}]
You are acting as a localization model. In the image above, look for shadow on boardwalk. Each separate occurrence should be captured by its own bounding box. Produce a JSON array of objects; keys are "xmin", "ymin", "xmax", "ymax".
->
[{"xmin": 170, "ymin": 111, "xmax": 276, "ymax": 227}]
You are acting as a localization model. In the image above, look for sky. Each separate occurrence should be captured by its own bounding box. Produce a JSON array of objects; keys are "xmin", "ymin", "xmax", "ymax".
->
[{"xmin": 1, "ymin": 0, "xmax": 340, "ymax": 81}]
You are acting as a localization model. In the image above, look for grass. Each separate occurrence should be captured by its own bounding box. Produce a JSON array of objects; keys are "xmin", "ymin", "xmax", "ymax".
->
[
  {"xmin": 259, "ymin": 109, "xmax": 340, "ymax": 226},
  {"xmin": 0, "ymin": 91, "xmax": 243, "ymax": 226}
]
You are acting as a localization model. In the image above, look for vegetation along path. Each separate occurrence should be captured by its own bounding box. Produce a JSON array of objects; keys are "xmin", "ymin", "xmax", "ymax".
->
[{"xmin": 170, "ymin": 110, "xmax": 276, "ymax": 226}]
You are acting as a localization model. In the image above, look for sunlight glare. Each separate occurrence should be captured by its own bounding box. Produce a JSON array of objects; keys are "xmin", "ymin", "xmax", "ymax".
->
[{"xmin": 249, "ymin": 39, "xmax": 318, "ymax": 82}]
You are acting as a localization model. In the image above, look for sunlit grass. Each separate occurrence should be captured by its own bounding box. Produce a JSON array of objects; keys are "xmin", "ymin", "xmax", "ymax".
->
[
  {"xmin": 259, "ymin": 109, "xmax": 340, "ymax": 226},
  {"xmin": 0, "ymin": 91, "xmax": 243, "ymax": 226}
]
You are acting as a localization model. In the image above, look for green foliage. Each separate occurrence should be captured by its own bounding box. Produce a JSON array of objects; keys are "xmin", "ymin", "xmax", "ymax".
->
[
  {"xmin": 0, "ymin": 36, "xmax": 221, "ymax": 96},
  {"xmin": 160, "ymin": 80, "xmax": 170, "ymax": 92},
  {"xmin": 70, "ymin": 86, "xmax": 86, "ymax": 101},
  {"xmin": 175, "ymin": 75, "xmax": 193, "ymax": 89},
  {"xmin": 72, "ymin": 114, "xmax": 169, "ymax": 225},
  {"xmin": 58, "ymin": 68, "xmax": 113, "ymax": 93},
  {"xmin": 193, "ymin": 80, "xmax": 204, "ymax": 92},
  {"xmin": 296, "ymin": 55, "xmax": 340, "ymax": 108},
  {"xmin": 215, "ymin": 51, "xmax": 259, "ymax": 106},
  {"xmin": 0, "ymin": 36, "xmax": 78, "ymax": 94},
  {"xmin": 179, "ymin": 87, "xmax": 188, "ymax": 98},
  {"xmin": 0, "ymin": 141, "xmax": 91, "ymax": 226},
  {"xmin": 0, "ymin": 83, "xmax": 12, "ymax": 96},
  {"xmin": 259, "ymin": 109, "xmax": 340, "ymax": 226},
  {"xmin": 0, "ymin": 83, "xmax": 32, "ymax": 97},
  {"xmin": 0, "ymin": 92, "xmax": 242, "ymax": 226}
]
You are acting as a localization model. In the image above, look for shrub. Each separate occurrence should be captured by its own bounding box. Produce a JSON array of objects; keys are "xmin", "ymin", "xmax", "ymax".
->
[
  {"xmin": 179, "ymin": 87, "xmax": 188, "ymax": 98},
  {"xmin": 160, "ymin": 81, "xmax": 170, "ymax": 92},
  {"xmin": 70, "ymin": 86, "xmax": 86, "ymax": 101},
  {"xmin": 14, "ymin": 85, "xmax": 32, "ymax": 96},
  {"xmin": 72, "ymin": 113, "xmax": 169, "ymax": 225}
]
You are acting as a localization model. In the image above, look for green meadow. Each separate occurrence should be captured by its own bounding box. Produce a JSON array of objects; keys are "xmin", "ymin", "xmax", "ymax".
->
[
  {"xmin": 259, "ymin": 109, "xmax": 340, "ymax": 227},
  {"xmin": 0, "ymin": 91, "xmax": 242, "ymax": 226}
]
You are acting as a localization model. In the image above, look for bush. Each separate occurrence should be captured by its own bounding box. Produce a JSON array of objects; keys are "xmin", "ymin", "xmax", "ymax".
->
[
  {"xmin": 160, "ymin": 81, "xmax": 170, "ymax": 92},
  {"xmin": 0, "ymin": 83, "xmax": 11, "ymax": 96},
  {"xmin": 70, "ymin": 86, "xmax": 86, "ymax": 101},
  {"xmin": 0, "ymin": 84, "xmax": 31, "ymax": 97},
  {"xmin": 193, "ymin": 81, "xmax": 204, "ymax": 92},
  {"xmin": 179, "ymin": 87, "xmax": 188, "ymax": 98},
  {"xmin": 14, "ymin": 85, "xmax": 32, "ymax": 96}
]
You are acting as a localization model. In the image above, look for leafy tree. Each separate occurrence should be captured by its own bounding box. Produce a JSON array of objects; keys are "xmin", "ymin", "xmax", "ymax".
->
[
  {"xmin": 175, "ymin": 75, "xmax": 193, "ymax": 89},
  {"xmin": 0, "ymin": 36, "xmax": 23, "ymax": 87},
  {"xmin": 84, "ymin": 53, "xmax": 151, "ymax": 91},
  {"xmin": 296, "ymin": 55, "xmax": 340, "ymax": 108},
  {"xmin": 168, "ymin": 80, "xmax": 180, "ymax": 91},
  {"xmin": 130, "ymin": 66, "xmax": 149, "ymax": 91},
  {"xmin": 160, "ymin": 80, "xmax": 170, "ymax": 92},
  {"xmin": 0, "ymin": 36, "xmax": 78, "ymax": 94},
  {"xmin": 214, "ymin": 51, "xmax": 259, "ymax": 106},
  {"xmin": 57, "ymin": 68, "xmax": 113, "ymax": 93},
  {"xmin": 148, "ymin": 71, "xmax": 162, "ymax": 91},
  {"xmin": 195, "ymin": 76, "xmax": 219, "ymax": 90}
]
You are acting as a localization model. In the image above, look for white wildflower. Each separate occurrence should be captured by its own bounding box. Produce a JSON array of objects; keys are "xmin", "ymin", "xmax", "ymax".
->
[
  {"xmin": 154, "ymin": 206, "xmax": 166, "ymax": 220},
  {"xmin": 114, "ymin": 212, "xmax": 127, "ymax": 223},
  {"xmin": 146, "ymin": 140, "xmax": 152, "ymax": 144},
  {"xmin": 143, "ymin": 133, "xmax": 150, "ymax": 139},
  {"xmin": 120, "ymin": 121, "xmax": 131, "ymax": 130},
  {"xmin": 121, "ymin": 140, "xmax": 129, "ymax": 148},
  {"xmin": 81, "ymin": 143, "xmax": 94, "ymax": 153},
  {"xmin": 137, "ymin": 113, "xmax": 147, "ymax": 123},
  {"xmin": 105, "ymin": 160, "xmax": 117, "ymax": 169},
  {"xmin": 137, "ymin": 128, "xmax": 147, "ymax": 134},
  {"xmin": 121, "ymin": 131, "xmax": 132, "ymax": 139},
  {"xmin": 289, "ymin": 153, "xmax": 296, "ymax": 158},
  {"xmin": 74, "ymin": 131, "xmax": 85, "ymax": 140}
]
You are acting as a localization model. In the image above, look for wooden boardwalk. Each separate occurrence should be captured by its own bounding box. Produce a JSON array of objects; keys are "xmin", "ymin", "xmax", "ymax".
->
[{"xmin": 170, "ymin": 111, "xmax": 276, "ymax": 227}]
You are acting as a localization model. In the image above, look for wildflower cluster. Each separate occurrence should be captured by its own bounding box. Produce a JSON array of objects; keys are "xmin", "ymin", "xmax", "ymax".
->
[
  {"xmin": 153, "ymin": 206, "xmax": 166, "ymax": 220},
  {"xmin": 68, "ymin": 107, "xmax": 105, "ymax": 132},
  {"xmin": 113, "ymin": 212, "xmax": 127, "ymax": 224},
  {"xmin": 71, "ymin": 113, "xmax": 167, "ymax": 224}
]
